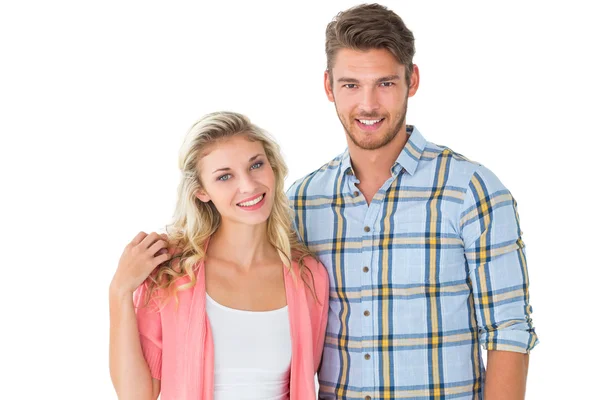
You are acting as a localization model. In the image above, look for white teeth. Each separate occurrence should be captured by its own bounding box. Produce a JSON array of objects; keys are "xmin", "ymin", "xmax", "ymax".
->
[
  {"xmin": 359, "ymin": 119, "xmax": 382, "ymax": 125},
  {"xmin": 238, "ymin": 194, "xmax": 264, "ymax": 207}
]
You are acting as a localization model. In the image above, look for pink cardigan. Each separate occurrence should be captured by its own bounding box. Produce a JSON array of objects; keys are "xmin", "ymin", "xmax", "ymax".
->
[{"xmin": 133, "ymin": 256, "xmax": 329, "ymax": 400}]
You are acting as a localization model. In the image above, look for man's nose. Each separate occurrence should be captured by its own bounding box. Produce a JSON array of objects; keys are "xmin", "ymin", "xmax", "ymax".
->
[{"xmin": 358, "ymin": 87, "xmax": 380, "ymax": 114}]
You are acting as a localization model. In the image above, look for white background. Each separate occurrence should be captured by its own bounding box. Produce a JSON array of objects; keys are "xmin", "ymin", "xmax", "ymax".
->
[{"xmin": 1, "ymin": 0, "xmax": 598, "ymax": 398}]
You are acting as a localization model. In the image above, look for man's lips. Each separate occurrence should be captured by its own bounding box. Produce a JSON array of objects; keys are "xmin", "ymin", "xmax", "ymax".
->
[{"xmin": 355, "ymin": 117, "xmax": 385, "ymax": 130}]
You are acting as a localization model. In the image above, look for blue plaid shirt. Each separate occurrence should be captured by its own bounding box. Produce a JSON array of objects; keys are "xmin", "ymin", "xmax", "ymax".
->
[{"xmin": 287, "ymin": 126, "xmax": 538, "ymax": 399}]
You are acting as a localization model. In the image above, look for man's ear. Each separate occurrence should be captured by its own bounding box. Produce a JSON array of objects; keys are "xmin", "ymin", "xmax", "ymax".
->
[
  {"xmin": 407, "ymin": 64, "xmax": 420, "ymax": 97},
  {"xmin": 324, "ymin": 70, "xmax": 335, "ymax": 102}
]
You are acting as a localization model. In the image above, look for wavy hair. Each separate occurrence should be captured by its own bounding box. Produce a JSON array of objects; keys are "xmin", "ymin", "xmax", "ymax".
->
[{"xmin": 144, "ymin": 111, "xmax": 316, "ymax": 305}]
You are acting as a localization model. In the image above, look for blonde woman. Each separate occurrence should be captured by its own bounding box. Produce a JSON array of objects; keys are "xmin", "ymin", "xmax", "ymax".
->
[{"xmin": 109, "ymin": 112, "xmax": 329, "ymax": 400}]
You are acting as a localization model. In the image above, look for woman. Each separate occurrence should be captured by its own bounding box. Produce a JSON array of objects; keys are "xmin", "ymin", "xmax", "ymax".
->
[{"xmin": 109, "ymin": 112, "xmax": 329, "ymax": 400}]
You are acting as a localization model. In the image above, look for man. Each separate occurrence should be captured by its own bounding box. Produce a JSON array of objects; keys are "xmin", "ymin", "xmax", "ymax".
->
[{"xmin": 287, "ymin": 4, "xmax": 538, "ymax": 399}]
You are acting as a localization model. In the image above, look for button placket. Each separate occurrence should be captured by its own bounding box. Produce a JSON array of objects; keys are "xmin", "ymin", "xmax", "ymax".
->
[{"xmin": 360, "ymin": 198, "xmax": 379, "ymax": 394}]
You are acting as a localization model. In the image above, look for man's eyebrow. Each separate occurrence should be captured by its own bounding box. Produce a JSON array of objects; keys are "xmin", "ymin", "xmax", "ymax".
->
[
  {"xmin": 336, "ymin": 75, "xmax": 401, "ymax": 84},
  {"xmin": 337, "ymin": 77, "xmax": 360, "ymax": 83},
  {"xmin": 376, "ymin": 75, "xmax": 401, "ymax": 83}
]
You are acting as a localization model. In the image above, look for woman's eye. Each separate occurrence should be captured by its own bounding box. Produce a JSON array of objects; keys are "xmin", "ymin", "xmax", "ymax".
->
[
  {"xmin": 218, "ymin": 174, "xmax": 231, "ymax": 181},
  {"xmin": 250, "ymin": 161, "xmax": 263, "ymax": 170}
]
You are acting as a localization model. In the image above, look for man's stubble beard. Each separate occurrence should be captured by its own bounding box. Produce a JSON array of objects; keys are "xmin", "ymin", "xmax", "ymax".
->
[{"xmin": 336, "ymin": 93, "xmax": 409, "ymax": 151}]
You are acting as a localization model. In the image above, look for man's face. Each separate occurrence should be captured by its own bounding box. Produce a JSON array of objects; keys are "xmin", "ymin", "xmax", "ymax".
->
[{"xmin": 325, "ymin": 48, "xmax": 419, "ymax": 150}]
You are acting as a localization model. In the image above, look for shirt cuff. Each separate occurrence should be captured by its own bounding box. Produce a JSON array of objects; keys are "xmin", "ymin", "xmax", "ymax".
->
[{"xmin": 480, "ymin": 328, "xmax": 539, "ymax": 354}]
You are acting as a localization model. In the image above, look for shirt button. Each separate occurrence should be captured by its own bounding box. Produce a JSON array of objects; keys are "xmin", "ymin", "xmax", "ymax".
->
[
  {"xmin": 365, "ymin": 396, "xmax": 372, "ymax": 400},
  {"xmin": 364, "ymin": 353, "xmax": 371, "ymax": 360},
  {"xmin": 364, "ymin": 226, "xmax": 370, "ymax": 233},
  {"xmin": 353, "ymin": 190, "xmax": 359, "ymax": 197},
  {"xmin": 363, "ymin": 266, "xmax": 369, "ymax": 273},
  {"xmin": 364, "ymin": 310, "xmax": 370, "ymax": 317}
]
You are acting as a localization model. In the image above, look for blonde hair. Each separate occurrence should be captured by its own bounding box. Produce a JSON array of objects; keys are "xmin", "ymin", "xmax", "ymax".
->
[{"xmin": 145, "ymin": 111, "xmax": 316, "ymax": 304}]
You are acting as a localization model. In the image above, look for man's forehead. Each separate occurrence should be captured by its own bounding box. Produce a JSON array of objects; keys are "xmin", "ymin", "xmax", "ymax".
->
[{"xmin": 330, "ymin": 48, "xmax": 404, "ymax": 78}]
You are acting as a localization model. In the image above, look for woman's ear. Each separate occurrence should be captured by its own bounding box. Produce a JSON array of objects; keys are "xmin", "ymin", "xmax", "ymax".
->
[{"xmin": 195, "ymin": 188, "xmax": 211, "ymax": 203}]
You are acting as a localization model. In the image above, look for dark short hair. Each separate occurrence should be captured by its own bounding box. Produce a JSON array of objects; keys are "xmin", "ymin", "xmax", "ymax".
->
[{"xmin": 325, "ymin": 3, "xmax": 416, "ymax": 83}]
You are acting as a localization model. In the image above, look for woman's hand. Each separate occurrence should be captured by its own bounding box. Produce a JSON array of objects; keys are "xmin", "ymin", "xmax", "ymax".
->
[{"xmin": 110, "ymin": 231, "xmax": 171, "ymax": 297}]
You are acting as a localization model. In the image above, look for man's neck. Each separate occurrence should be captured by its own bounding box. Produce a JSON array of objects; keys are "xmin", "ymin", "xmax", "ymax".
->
[{"xmin": 348, "ymin": 126, "xmax": 409, "ymax": 185}]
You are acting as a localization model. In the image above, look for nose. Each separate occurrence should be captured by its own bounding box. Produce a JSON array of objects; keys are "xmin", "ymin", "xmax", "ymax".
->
[
  {"xmin": 359, "ymin": 87, "xmax": 380, "ymax": 114},
  {"xmin": 238, "ymin": 171, "xmax": 258, "ymax": 194}
]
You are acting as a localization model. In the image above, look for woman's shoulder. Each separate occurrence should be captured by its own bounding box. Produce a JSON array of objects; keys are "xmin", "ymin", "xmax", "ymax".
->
[
  {"xmin": 300, "ymin": 255, "xmax": 326, "ymax": 274},
  {"xmin": 294, "ymin": 256, "xmax": 329, "ymax": 291}
]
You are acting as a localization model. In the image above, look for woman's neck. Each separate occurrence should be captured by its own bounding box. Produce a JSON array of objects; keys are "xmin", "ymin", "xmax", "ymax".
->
[{"xmin": 207, "ymin": 220, "xmax": 278, "ymax": 271}]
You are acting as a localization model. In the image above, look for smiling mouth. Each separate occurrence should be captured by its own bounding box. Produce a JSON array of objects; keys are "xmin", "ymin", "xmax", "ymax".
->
[
  {"xmin": 356, "ymin": 118, "xmax": 384, "ymax": 125},
  {"xmin": 355, "ymin": 118, "xmax": 385, "ymax": 130},
  {"xmin": 236, "ymin": 193, "xmax": 265, "ymax": 207}
]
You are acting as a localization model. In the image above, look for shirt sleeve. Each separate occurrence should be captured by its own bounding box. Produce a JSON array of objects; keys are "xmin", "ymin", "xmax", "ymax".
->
[
  {"xmin": 133, "ymin": 282, "xmax": 163, "ymax": 379},
  {"xmin": 286, "ymin": 181, "xmax": 302, "ymax": 238},
  {"xmin": 460, "ymin": 166, "xmax": 539, "ymax": 354},
  {"xmin": 314, "ymin": 261, "xmax": 330, "ymax": 373}
]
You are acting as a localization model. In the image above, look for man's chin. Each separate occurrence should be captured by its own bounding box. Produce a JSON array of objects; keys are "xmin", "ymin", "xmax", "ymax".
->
[{"xmin": 348, "ymin": 130, "xmax": 389, "ymax": 150}]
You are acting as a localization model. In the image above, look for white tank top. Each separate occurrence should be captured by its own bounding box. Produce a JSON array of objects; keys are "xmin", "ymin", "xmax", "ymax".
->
[{"xmin": 205, "ymin": 293, "xmax": 292, "ymax": 400}]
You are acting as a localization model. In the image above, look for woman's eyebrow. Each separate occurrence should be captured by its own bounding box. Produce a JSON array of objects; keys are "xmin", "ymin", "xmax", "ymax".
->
[{"xmin": 212, "ymin": 153, "xmax": 265, "ymax": 173}]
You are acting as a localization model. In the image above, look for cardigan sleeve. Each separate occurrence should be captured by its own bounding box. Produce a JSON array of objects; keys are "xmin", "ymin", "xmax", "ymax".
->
[{"xmin": 133, "ymin": 282, "xmax": 163, "ymax": 380}]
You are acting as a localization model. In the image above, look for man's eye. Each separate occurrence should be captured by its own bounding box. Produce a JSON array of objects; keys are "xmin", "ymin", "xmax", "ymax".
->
[
  {"xmin": 218, "ymin": 174, "xmax": 231, "ymax": 181},
  {"xmin": 380, "ymin": 82, "xmax": 394, "ymax": 87},
  {"xmin": 250, "ymin": 161, "xmax": 263, "ymax": 170},
  {"xmin": 343, "ymin": 84, "xmax": 357, "ymax": 89}
]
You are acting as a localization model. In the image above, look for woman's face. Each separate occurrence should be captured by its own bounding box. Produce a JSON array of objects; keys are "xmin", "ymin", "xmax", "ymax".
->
[{"xmin": 195, "ymin": 135, "xmax": 276, "ymax": 228}]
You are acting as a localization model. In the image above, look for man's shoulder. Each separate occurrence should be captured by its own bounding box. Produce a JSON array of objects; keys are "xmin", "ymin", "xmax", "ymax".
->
[
  {"xmin": 421, "ymin": 140, "xmax": 488, "ymax": 181},
  {"xmin": 286, "ymin": 152, "xmax": 345, "ymax": 200},
  {"xmin": 421, "ymin": 141, "xmax": 479, "ymax": 166},
  {"xmin": 421, "ymin": 141, "xmax": 510, "ymax": 197}
]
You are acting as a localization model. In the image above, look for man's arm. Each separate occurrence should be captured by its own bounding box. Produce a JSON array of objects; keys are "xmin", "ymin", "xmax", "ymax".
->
[
  {"xmin": 485, "ymin": 350, "xmax": 529, "ymax": 399},
  {"xmin": 460, "ymin": 166, "xmax": 539, "ymax": 398}
]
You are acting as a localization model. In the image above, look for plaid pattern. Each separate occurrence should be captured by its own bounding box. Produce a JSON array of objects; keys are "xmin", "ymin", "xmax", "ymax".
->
[{"xmin": 287, "ymin": 126, "xmax": 538, "ymax": 400}]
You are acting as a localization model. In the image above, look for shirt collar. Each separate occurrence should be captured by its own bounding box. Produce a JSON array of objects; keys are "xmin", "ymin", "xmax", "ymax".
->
[
  {"xmin": 340, "ymin": 125, "xmax": 427, "ymax": 177},
  {"xmin": 397, "ymin": 125, "xmax": 426, "ymax": 176},
  {"xmin": 340, "ymin": 148, "xmax": 353, "ymax": 176}
]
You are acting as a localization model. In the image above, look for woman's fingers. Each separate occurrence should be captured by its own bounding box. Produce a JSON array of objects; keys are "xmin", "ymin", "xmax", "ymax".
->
[
  {"xmin": 130, "ymin": 231, "xmax": 147, "ymax": 246},
  {"xmin": 139, "ymin": 232, "xmax": 160, "ymax": 250},
  {"xmin": 148, "ymin": 239, "xmax": 168, "ymax": 258},
  {"xmin": 114, "ymin": 231, "xmax": 173, "ymax": 292},
  {"xmin": 152, "ymin": 252, "xmax": 171, "ymax": 268}
]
